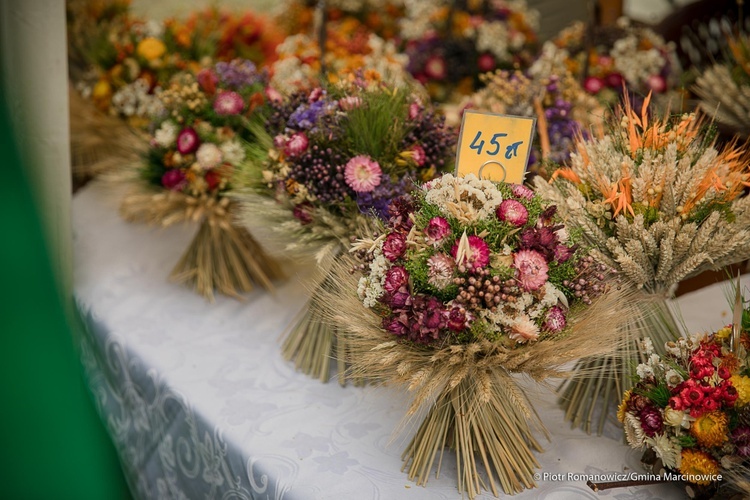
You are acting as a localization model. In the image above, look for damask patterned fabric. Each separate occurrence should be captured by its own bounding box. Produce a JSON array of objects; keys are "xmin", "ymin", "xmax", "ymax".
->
[{"xmin": 74, "ymin": 181, "xmax": 732, "ymax": 500}]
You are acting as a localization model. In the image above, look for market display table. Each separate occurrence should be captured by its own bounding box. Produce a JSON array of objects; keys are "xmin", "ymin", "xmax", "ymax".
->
[{"xmin": 74, "ymin": 181, "xmax": 738, "ymax": 499}]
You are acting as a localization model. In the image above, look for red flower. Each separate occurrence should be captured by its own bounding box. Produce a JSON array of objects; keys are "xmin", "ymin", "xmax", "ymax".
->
[
  {"xmin": 447, "ymin": 306, "xmax": 469, "ymax": 332},
  {"xmin": 161, "ymin": 169, "xmax": 186, "ymax": 191},
  {"xmin": 382, "ymin": 232, "xmax": 407, "ymax": 262},
  {"xmin": 583, "ymin": 76, "xmax": 605, "ymax": 94},
  {"xmin": 196, "ymin": 68, "xmax": 218, "ymax": 94},
  {"xmin": 450, "ymin": 235, "xmax": 491, "ymax": 270},
  {"xmin": 383, "ymin": 266, "xmax": 409, "ymax": 294},
  {"xmin": 176, "ymin": 127, "xmax": 200, "ymax": 154},
  {"xmin": 205, "ymin": 170, "xmax": 222, "ymax": 190}
]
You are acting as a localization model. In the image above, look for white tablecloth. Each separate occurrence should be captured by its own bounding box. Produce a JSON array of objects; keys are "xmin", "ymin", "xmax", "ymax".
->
[{"xmin": 74, "ymin": 181, "xmax": 744, "ymax": 500}]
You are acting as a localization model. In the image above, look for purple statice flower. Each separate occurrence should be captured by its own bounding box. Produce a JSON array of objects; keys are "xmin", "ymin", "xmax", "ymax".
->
[
  {"xmin": 287, "ymin": 99, "xmax": 331, "ymax": 130},
  {"xmin": 356, "ymin": 176, "xmax": 411, "ymax": 221},
  {"xmin": 214, "ymin": 59, "xmax": 266, "ymax": 89}
]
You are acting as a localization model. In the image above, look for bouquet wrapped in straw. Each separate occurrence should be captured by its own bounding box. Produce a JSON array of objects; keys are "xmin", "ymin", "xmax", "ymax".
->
[
  {"xmin": 465, "ymin": 69, "xmax": 604, "ymax": 179},
  {"xmin": 619, "ymin": 302, "xmax": 750, "ymax": 499},
  {"xmin": 233, "ymin": 82, "xmax": 456, "ymax": 382},
  {"xmin": 694, "ymin": 32, "xmax": 750, "ymax": 139},
  {"xmin": 533, "ymin": 96, "xmax": 750, "ymax": 434},
  {"xmin": 398, "ymin": 0, "xmax": 539, "ymax": 103},
  {"xmin": 120, "ymin": 59, "xmax": 284, "ymax": 300},
  {"xmin": 319, "ymin": 173, "xmax": 631, "ymax": 497}
]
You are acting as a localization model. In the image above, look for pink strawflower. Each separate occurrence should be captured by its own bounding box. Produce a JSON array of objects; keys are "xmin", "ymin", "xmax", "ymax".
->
[
  {"xmin": 308, "ymin": 87, "xmax": 325, "ymax": 102},
  {"xmin": 425, "ymin": 216, "xmax": 450, "ymax": 243},
  {"xmin": 508, "ymin": 315, "xmax": 540, "ymax": 343},
  {"xmin": 213, "ymin": 90, "xmax": 245, "ymax": 115},
  {"xmin": 510, "ymin": 183, "xmax": 534, "ymax": 200},
  {"xmin": 382, "ymin": 232, "xmax": 407, "ymax": 262},
  {"xmin": 176, "ymin": 127, "xmax": 200, "ymax": 154},
  {"xmin": 638, "ymin": 406, "xmax": 663, "ymax": 437},
  {"xmin": 265, "ymin": 86, "xmax": 283, "ymax": 103},
  {"xmin": 478, "ymin": 53, "xmax": 496, "ymax": 72},
  {"xmin": 284, "ymin": 132, "xmax": 309, "ymax": 157},
  {"xmin": 543, "ymin": 306, "xmax": 566, "ymax": 333},
  {"xmin": 424, "ymin": 55, "xmax": 447, "ymax": 79},
  {"xmin": 426, "ymin": 253, "xmax": 456, "ymax": 290},
  {"xmin": 513, "ymin": 249, "xmax": 549, "ymax": 291},
  {"xmin": 583, "ymin": 76, "xmax": 605, "ymax": 94},
  {"xmin": 647, "ymin": 74, "xmax": 666, "ymax": 93},
  {"xmin": 344, "ymin": 155, "xmax": 382, "ymax": 192},
  {"xmin": 408, "ymin": 101, "xmax": 421, "ymax": 120},
  {"xmin": 339, "ymin": 96, "xmax": 362, "ymax": 110},
  {"xmin": 496, "ymin": 199, "xmax": 529, "ymax": 227},
  {"xmin": 450, "ymin": 235, "xmax": 491, "ymax": 270},
  {"xmin": 161, "ymin": 169, "xmax": 186, "ymax": 191},
  {"xmin": 410, "ymin": 145, "xmax": 426, "ymax": 166},
  {"xmin": 384, "ymin": 266, "xmax": 409, "ymax": 294}
]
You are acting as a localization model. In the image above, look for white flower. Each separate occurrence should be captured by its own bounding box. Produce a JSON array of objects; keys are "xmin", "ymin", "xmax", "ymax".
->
[
  {"xmin": 154, "ymin": 120, "xmax": 177, "ymax": 147},
  {"xmin": 663, "ymin": 408, "xmax": 691, "ymax": 429},
  {"xmin": 636, "ymin": 363, "xmax": 654, "ymax": 379},
  {"xmin": 195, "ymin": 143, "xmax": 223, "ymax": 170},
  {"xmin": 664, "ymin": 369, "xmax": 684, "ymax": 387},
  {"xmin": 220, "ymin": 139, "xmax": 245, "ymax": 166},
  {"xmin": 640, "ymin": 337, "xmax": 654, "ymax": 356},
  {"xmin": 424, "ymin": 173, "xmax": 503, "ymax": 222},
  {"xmin": 645, "ymin": 434, "xmax": 681, "ymax": 470},
  {"xmin": 624, "ymin": 413, "xmax": 646, "ymax": 447}
]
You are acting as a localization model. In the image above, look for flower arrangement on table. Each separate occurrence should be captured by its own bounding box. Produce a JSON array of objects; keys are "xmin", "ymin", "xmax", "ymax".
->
[
  {"xmin": 120, "ymin": 59, "xmax": 284, "ymax": 300},
  {"xmin": 276, "ymin": 0, "xmax": 404, "ymax": 41},
  {"xmin": 317, "ymin": 173, "xmax": 630, "ymax": 498},
  {"xmin": 233, "ymin": 82, "xmax": 456, "ymax": 381},
  {"xmin": 533, "ymin": 95, "xmax": 750, "ymax": 434},
  {"xmin": 398, "ymin": 0, "xmax": 540, "ymax": 103},
  {"xmin": 531, "ymin": 18, "xmax": 680, "ymax": 108},
  {"xmin": 464, "ymin": 69, "xmax": 604, "ymax": 180},
  {"xmin": 621, "ymin": 319, "xmax": 750, "ymax": 499},
  {"xmin": 269, "ymin": 27, "xmax": 410, "ymax": 95},
  {"xmin": 694, "ymin": 32, "xmax": 750, "ymax": 139}
]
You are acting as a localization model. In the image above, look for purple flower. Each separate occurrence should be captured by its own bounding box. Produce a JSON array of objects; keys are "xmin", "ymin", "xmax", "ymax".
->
[
  {"xmin": 425, "ymin": 216, "xmax": 450, "ymax": 243},
  {"xmin": 213, "ymin": 90, "xmax": 245, "ymax": 115},
  {"xmin": 383, "ymin": 317, "xmax": 408, "ymax": 336},
  {"xmin": 553, "ymin": 244, "xmax": 576, "ymax": 263},
  {"xmin": 215, "ymin": 59, "xmax": 265, "ymax": 89},
  {"xmin": 496, "ymin": 199, "xmax": 529, "ymax": 227},
  {"xmin": 176, "ymin": 127, "xmax": 200, "ymax": 154},
  {"xmin": 387, "ymin": 290, "xmax": 412, "ymax": 308},
  {"xmin": 284, "ymin": 132, "xmax": 309, "ymax": 157},
  {"xmin": 161, "ymin": 169, "xmax": 186, "ymax": 191},
  {"xmin": 510, "ymin": 183, "xmax": 534, "ymax": 200},
  {"xmin": 288, "ymin": 99, "xmax": 330, "ymax": 130},
  {"xmin": 519, "ymin": 226, "xmax": 560, "ymax": 262},
  {"xmin": 382, "ymin": 232, "xmax": 407, "ymax": 262},
  {"xmin": 383, "ymin": 266, "xmax": 409, "ymax": 294},
  {"xmin": 543, "ymin": 306, "xmax": 567, "ymax": 334},
  {"xmin": 638, "ymin": 406, "xmax": 663, "ymax": 437}
]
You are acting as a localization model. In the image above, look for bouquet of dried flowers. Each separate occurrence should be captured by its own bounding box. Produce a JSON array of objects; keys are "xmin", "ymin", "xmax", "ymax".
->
[
  {"xmin": 620, "ymin": 305, "xmax": 750, "ymax": 499},
  {"xmin": 120, "ymin": 59, "xmax": 284, "ymax": 300},
  {"xmin": 534, "ymin": 96, "xmax": 750, "ymax": 434},
  {"xmin": 694, "ymin": 32, "xmax": 750, "ymax": 139},
  {"xmin": 276, "ymin": 0, "xmax": 404, "ymax": 41},
  {"xmin": 233, "ymin": 82, "xmax": 455, "ymax": 381},
  {"xmin": 399, "ymin": 0, "xmax": 539, "ymax": 103},
  {"xmin": 465, "ymin": 69, "xmax": 604, "ymax": 179},
  {"xmin": 318, "ymin": 173, "xmax": 630, "ymax": 497},
  {"xmin": 531, "ymin": 18, "xmax": 680, "ymax": 108}
]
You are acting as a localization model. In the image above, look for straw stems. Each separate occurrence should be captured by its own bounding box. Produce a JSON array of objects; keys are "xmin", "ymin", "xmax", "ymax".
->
[
  {"xmin": 170, "ymin": 218, "xmax": 285, "ymax": 301},
  {"xmin": 557, "ymin": 296, "xmax": 679, "ymax": 435},
  {"xmin": 402, "ymin": 371, "xmax": 544, "ymax": 498}
]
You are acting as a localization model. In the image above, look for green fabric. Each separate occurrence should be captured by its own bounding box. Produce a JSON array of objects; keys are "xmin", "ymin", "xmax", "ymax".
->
[{"xmin": 0, "ymin": 90, "xmax": 130, "ymax": 498}]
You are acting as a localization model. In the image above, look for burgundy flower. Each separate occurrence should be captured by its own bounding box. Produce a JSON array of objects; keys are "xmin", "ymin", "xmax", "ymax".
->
[
  {"xmin": 538, "ymin": 205, "xmax": 558, "ymax": 226},
  {"xmin": 718, "ymin": 366, "xmax": 732, "ymax": 380},
  {"xmin": 176, "ymin": 127, "xmax": 200, "ymax": 154},
  {"xmin": 382, "ymin": 232, "xmax": 407, "ymax": 261},
  {"xmin": 213, "ymin": 90, "xmax": 245, "ymax": 115},
  {"xmin": 284, "ymin": 132, "xmax": 309, "ymax": 157},
  {"xmin": 450, "ymin": 235, "xmax": 491, "ymax": 270},
  {"xmin": 647, "ymin": 74, "xmax": 666, "ymax": 93},
  {"xmin": 292, "ymin": 203, "xmax": 313, "ymax": 225},
  {"xmin": 161, "ymin": 169, "xmax": 186, "ymax": 191},
  {"xmin": 510, "ymin": 183, "xmax": 534, "ymax": 200},
  {"xmin": 553, "ymin": 244, "xmax": 576, "ymax": 263},
  {"xmin": 513, "ymin": 249, "xmax": 549, "ymax": 291},
  {"xmin": 388, "ymin": 196, "xmax": 415, "ymax": 233},
  {"xmin": 519, "ymin": 226, "xmax": 560, "ymax": 261},
  {"xmin": 605, "ymin": 72, "xmax": 624, "ymax": 89},
  {"xmin": 639, "ymin": 406, "xmax": 663, "ymax": 437},
  {"xmin": 383, "ymin": 266, "xmax": 409, "ymax": 294},
  {"xmin": 383, "ymin": 317, "xmax": 408, "ymax": 336},
  {"xmin": 425, "ymin": 216, "xmax": 451, "ymax": 243},
  {"xmin": 308, "ymin": 87, "xmax": 325, "ymax": 102},
  {"xmin": 496, "ymin": 199, "xmax": 529, "ymax": 227},
  {"xmin": 424, "ymin": 55, "xmax": 447, "ymax": 79},
  {"xmin": 196, "ymin": 68, "xmax": 218, "ymax": 94},
  {"xmin": 447, "ymin": 306, "xmax": 469, "ymax": 332},
  {"xmin": 543, "ymin": 306, "xmax": 567, "ymax": 334},
  {"xmin": 477, "ymin": 53, "xmax": 496, "ymax": 72},
  {"xmin": 388, "ymin": 290, "xmax": 412, "ymax": 308}
]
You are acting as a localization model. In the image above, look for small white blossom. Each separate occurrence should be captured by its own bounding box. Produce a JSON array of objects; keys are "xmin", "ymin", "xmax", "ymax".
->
[{"xmin": 154, "ymin": 120, "xmax": 177, "ymax": 148}]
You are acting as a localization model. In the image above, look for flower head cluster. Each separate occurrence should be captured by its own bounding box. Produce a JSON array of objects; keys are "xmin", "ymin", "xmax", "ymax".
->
[
  {"xmin": 530, "ymin": 18, "xmax": 679, "ymax": 106},
  {"xmin": 399, "ymin": 0, "xmax": 539, "ymax": 102},
  {"xmin": 355, "ymin": 174, "xmax": 606, "ymax": 346},
  {"xmin": 261, "ymin": 84, "xmax": 456, "ymax": 232},
  {"xmin": 143, "ymin": 59, "xmax": 268, "ymax": 198},
  {"xmin": 534, "ymin": 97, "xmax": 750, "ymax": 293},
  {"xmin": 620, "ymin": 328, "xmax": 750, "ymax": 484}
]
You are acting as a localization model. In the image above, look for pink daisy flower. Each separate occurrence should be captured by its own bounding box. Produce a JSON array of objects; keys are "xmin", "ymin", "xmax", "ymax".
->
[
  {"xmin": 496, "ymin": 199, "xmax": 529, "ymax": 227},
  {"xmin": 513, "ymin": 249, "xmax": 549, "ymax": 291},
  {"xmin": 176, "ymin": 127, "xmax": 200, "ymax": 154},
  {"xmin": 450, "ymin": 235, "xmax": 491, "ymax": 270},
  {"xmin": 508, "ymin": 315, "xmax": 540, "ymax": 343},
  {"xmin": 344, "ymin": 155, "xmax": 382, "ymax": 192},
  {"xmin": 284, "ymin": 132, "xmax": 309, "ymax": 157},
  {"xmin": 426, "ymin": 253, "xmax": 456, "ymax": 290},
  {"xmin": 510, "ymin": 183, "xmax": 534, "ymax": 200},
  {"xmin": 213, "ymin": 90, "xmax": 245, "ymax": 115},
  {"xmin": 265, "ymin": 86, "xmax": 283, "ymax": 103},
  {"xmin": 583, "ymin": 76, "xmax": 605, "ymax": 94},
  {"xmin": 425, "ymin": 216, "xmax": 451, "ymax": 244}
]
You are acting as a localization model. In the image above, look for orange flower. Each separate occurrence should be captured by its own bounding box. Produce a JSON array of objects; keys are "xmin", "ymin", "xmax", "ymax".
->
[
  {"xmin": 679, "ymin": 449, "xmax": 719, "ymax": 485},
  {"xmin": 690, "ymin": 411, "xmax": 728, "ymax": 448}
]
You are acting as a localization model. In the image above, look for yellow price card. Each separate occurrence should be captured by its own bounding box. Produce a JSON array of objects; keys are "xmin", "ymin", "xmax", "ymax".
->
[{"xmin": 455, "ymin": 110, "xmax": 536, "ymax": 184}]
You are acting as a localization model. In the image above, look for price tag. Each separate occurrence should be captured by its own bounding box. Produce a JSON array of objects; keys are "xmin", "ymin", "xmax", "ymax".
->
[{"xmin": 455, "ymin": 110, "xmax": 536, "ymax": 184}]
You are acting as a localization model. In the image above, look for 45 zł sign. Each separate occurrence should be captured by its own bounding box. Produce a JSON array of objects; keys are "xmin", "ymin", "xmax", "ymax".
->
[{"xmin": 455, "ymin": 110, "xmax": 536, "ymax": 184}]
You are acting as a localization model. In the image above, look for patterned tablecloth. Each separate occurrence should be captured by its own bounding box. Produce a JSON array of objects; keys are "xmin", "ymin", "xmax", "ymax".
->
[{"xmin": 74, "ymin": 181, "xmax": 740, "ymax": 500}]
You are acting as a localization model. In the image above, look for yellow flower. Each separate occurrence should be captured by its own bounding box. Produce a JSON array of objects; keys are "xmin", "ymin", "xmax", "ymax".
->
[
  {"xmin": 92, "ymin": 79, "xmax": 112, "ymax": 111},
  {"xmin": 715, "ymin": 327, "xmax": 732, "ymax": 342},
  {"xmin": 679, "ymin": 449, "xmax": 719, "ymax": 485},
  {"xmin": 731, "ymin": 375, "xmax": 750, "ymax": 406},
  {"xmin": 690, "ymin": 411, "xmax": 728, "ymax": 448},
  {"xmin": 136, "ymin": 37, "xmax": 166, "ymax": 61},
  {"xmin": 617, "ymin": 390, "xmax": 631, "ymax": 423}
]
